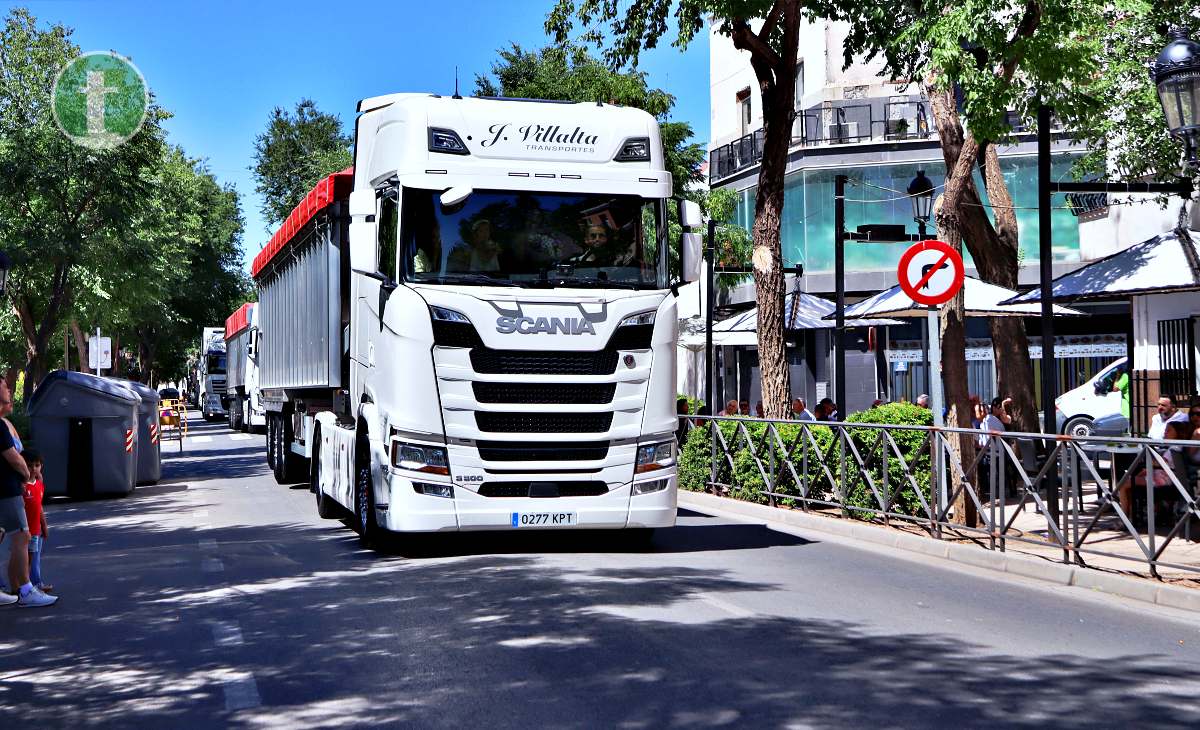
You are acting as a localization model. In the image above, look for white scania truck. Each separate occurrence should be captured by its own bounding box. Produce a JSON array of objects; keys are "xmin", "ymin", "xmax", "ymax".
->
[
  {"xmin": 198, "ymin": 326, "xmax": 228, "ymax": 421},
  {"xmin": 224, "ymin": 303, "xmax": 266, "ymax": 432},
  {"xmin": 252, "ymin": 93, "xmax": 702, "ymax": 545}
]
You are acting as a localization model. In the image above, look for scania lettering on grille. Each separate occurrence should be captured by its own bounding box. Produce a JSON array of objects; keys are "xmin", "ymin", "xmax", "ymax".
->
[{"xmin": 495, "ymin": 316, "xmax": 596, "ymax": 335}]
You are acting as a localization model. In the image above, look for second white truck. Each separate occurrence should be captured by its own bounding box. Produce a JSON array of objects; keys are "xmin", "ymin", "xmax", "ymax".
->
[
  {"xmin": 253, "ymin": 93, "xmax": 703, "ymax": 546},
  {"xmin": 224, "ymin": 303, "xmax": 266, "ymax": 432}
]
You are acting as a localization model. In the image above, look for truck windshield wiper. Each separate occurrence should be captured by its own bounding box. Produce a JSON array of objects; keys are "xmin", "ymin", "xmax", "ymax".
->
[
  {"xmin": 413, "ymin": 273, "xmax": 519, "ymax": 287},
  {"xmin": 547, "ymin": 277, "xmax": 642, "ymax": 290}
]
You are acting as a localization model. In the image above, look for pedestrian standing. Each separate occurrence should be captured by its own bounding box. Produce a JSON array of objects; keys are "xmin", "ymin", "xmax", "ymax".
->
[
  {"xmin": 0, "ymin": 380, "xmax": 55, "ymax": 607},
  {"xmin": 22, "ymin": 449, "xmax": 51, "ymax": 594}
]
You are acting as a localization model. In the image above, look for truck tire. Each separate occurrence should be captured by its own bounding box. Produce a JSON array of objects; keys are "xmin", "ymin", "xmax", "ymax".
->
[
  {"xmin": 265, "ymin": 415, "xmax": 277, "ymax": 471},
  {"xmin": 355, "ymin": 452, "xmax": 385, "ymax": 549},
  {"xmin": 274, "ymin": 413, "xmax": 306, "ymax": 484},
  {"xmin": 241, "ymin": 401, "xmax": 251, "ymax": 433}
]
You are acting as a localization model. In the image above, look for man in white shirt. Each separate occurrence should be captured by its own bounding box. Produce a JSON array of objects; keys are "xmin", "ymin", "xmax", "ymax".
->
[
  {"xmin": 792, "ymin": 398, "xmax": 815, "ymax": 421},
  {"xmin": 1148, "ymin": 397, "xmax": 1187, "ymax": 439},
  {"xmin": 977, "ymin": 397, "xmax": 1007, "ymax": 448}
]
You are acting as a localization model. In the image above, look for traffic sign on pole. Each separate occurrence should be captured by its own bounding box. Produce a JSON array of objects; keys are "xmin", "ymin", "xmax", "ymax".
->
[
  {"xmin": 897, "ymin": 239, "xmax": 964, "ymax": 307},
  {"xmin": 89, "ymin": 334, "xmax": 112, "ymax": 372}
]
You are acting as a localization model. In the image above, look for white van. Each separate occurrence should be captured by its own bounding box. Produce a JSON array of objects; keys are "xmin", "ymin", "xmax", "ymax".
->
[{"xmin": 1054, "ymin": 357, "xmax": 1127, "ymax": 437}]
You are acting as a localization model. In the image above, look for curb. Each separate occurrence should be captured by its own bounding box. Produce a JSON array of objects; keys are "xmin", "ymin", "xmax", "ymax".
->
[{"xmin": 678, "ymin": 490, "xmax": 1200, "ymax": 614}]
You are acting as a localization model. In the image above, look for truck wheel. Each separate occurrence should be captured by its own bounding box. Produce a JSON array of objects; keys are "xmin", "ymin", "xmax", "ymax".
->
[
  {"xmin": 355, "ymin": 458, "xmax": 384, "ymax": 548},
  {"xmin": 241, "ymin": 401, "xmax": 251, "ymax": 433},
  {"xmin": 272, "ymin": 415, "xmax": 291, "ymax": 484},
  {"xmin": 265, "ymin": 415, "xmax": 277, "ymax": 471}
]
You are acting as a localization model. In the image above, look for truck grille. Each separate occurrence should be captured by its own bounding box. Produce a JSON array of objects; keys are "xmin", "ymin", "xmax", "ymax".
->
[
  {"xmin": 475, "ymin": 412, "xmax": 613, "ymax": 433},
  {"xmin": 470, "ymin": 348, "xmax": 619, "ymax": 376},
  {"xmin": 472, "ymin": 382, "xmax": 616, "ymax": 404},
  {"xmin": 476, "ymin": 440, "xmax": 609, "ymax": 461},
  {"xmin": 479, "ymin": 481, "xmax": 608, "ymax": 498},
  {"xmin": 606, "ymin": 323, "xmax": 654, "ymax": 350},
  {"xmin": 432, "ymin": 320, "xmax": 483, "ymax": 348}
]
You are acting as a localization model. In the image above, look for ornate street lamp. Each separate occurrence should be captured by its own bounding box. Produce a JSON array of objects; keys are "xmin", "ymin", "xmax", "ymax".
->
[
  {"xmin": 0, "ymin": 250, "xmax": 10, "ymax": 297},
  {"xmin": 908, "ymin": 170, "xmax": 935, "ymax": 238},
  {"xmin": 1150, "ymin": 27, "xmax": 1200, "ymax": 170}
]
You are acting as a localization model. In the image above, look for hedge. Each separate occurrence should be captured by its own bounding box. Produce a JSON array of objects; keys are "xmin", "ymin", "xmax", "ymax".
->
[{"xmin": 678, "ymin": 402, "xmax": 932, "ymax": 521}]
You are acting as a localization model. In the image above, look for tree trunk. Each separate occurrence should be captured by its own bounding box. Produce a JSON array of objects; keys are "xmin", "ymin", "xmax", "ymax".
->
[
  {"xmin": 925, "ymin": 90, "xmax": 1039, "ymax": 433},
  {"xmin": 112, "ymin": 333, "xmax": 123, "ymax": 377},
  {"xmin": 977, "ymin": 143, "xmax": 1038, "ymax": 432},
  {"xmin": 733, "ymin": 0, "xmax": 800, "ymax": 420},
  {"xmin": 70, "ymin": 319, "xmax": 90, "ymax": 373},
  {"xmin": 928, "ymin": 82, "xmax": 979, "ymax": 527}
]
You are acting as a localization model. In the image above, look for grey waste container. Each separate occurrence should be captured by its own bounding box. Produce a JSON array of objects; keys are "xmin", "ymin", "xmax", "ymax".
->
[
  {"xmin": 113, "ymin": 379, "xmax": 162, "ymax": 485},
  {"xmin": 27, "ymin": 371, "xmax": 139, "ymax": 498}
]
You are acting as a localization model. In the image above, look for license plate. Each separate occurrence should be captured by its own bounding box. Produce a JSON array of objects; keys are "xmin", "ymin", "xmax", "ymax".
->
[{"xmin": 511, "ymin": 511, "xmax": 577, "ymax": 528}]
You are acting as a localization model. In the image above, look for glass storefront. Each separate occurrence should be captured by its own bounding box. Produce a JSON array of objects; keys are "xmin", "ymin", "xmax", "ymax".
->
[{"xmin": 731, "ymin": 154, "xmax": 1082, "ymax": 275}]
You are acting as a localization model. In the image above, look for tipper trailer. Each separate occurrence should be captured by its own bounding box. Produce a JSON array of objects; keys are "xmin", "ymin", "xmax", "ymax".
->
[
  {"xmin": 224, "ymin": 303, "xmax": 265, "ymax": 432},
  {"xmin": 252, "ymin": 93, "xmax": 703, "ymax": 545}
]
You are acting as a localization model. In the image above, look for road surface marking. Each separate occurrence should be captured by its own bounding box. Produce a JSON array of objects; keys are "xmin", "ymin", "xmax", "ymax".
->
[
  {"xmin": 190, "ymin": 436, "xmax": 213, "ymax": 443},
  {"xmin": 214, "ymin": 670, "xmax": 261, "ymax": 711},
  {"xmin": 199, "ymin": 538, "xmax": 217, "ymax": 552},
  {"xmin": 228, "ymin": 433, "xmax": 255, "ymax": 441},
  {"xmin": 699, "ymin": 593, "xmax": 755, "ymax": 618},
  {"xmin": 210, "ymin": 621, "xmax": 244, "ymax": 647},
  {"xmin": 202, "ymin": 558, "xmax": 224, "ymax": 573}
]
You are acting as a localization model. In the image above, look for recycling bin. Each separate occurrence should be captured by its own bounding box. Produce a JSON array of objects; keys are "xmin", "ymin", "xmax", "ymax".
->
[
  {"xmin": 113, "ymin": 379, "xmax": 162, "ymax": 485},
  {"xmin": 27, "ymin": 371, "xmax": 139, "ymax": 498}
]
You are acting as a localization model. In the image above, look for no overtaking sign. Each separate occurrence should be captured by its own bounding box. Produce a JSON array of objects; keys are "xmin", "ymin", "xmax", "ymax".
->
[{"xmin": 897, "ymin": 239, "xmax": 964, "ymax": 307}]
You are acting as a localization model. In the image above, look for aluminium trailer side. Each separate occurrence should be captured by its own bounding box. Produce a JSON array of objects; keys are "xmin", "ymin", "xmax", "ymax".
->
[
  {"xmin": 224, "ymin": 302, "xmax": 255, "ymax": 432},
  {"xmin": 253, "ymin": 168, "xmax": 352, "ymax": 484}
]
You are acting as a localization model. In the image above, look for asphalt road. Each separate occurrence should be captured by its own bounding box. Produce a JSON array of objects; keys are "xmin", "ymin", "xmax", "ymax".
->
[{"xmin": 3, "ymin": 413, "xmax": 1200, "ymax": 728}]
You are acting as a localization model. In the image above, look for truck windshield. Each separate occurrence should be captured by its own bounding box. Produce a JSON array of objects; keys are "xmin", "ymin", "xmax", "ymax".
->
[
  {"xmin": 206, "ymin": 354, "xmax": 226, "ymax": 374},
  {"xmin": 399, "ymin": 188, "xmax": 664, "ymax": 288}
]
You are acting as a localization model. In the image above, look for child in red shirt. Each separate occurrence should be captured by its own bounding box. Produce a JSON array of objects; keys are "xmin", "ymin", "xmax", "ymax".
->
[{"xmin": 22, "ymin": 450, "xmax": 50, "ymax": 593}]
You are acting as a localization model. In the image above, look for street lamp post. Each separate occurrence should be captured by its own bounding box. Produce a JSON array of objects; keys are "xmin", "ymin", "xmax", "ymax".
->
[
  {"xmin": 908, "ymin": 170, "xmax": 935, "ymax": 239},
  {"xmin": 833, "ymin": 171, "xmax": 933, "ymax": 415},
  {"xmin": 1151, "ymin": 27, "xmax": 1200, "ymax": 171},
  {"xmin": 1033, "ymin": 27, "xmax": 1197, "ymax": 525}
]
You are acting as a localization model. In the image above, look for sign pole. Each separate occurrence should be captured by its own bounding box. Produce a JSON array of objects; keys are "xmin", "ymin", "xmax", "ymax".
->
[
  {"xmin": 927, "ymin": 306, "xmax": 944, "ymax": 427},
  {"xmin": 95, "ymin": 326, "xmax": 101, "ymax": 376}
]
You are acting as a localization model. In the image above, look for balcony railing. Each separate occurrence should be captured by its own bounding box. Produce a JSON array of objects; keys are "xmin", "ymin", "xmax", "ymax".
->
[{"xmin": 708, "ymin": 95, "xmax": 1043, "ymax": 184}]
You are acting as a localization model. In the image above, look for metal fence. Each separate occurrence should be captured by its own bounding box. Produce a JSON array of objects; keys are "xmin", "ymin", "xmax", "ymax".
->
[{"xmin": 681, "ymin": 416, "xmax": 1200, "ymax": 580}]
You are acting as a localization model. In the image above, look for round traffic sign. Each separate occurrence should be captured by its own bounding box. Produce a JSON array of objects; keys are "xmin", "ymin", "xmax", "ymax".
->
[{"xmin": 897, "ymin": 239, "xmax": 964, "ymax": 307}]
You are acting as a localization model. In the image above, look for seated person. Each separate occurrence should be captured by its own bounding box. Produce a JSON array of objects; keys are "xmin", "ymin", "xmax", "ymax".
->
[
  {"xmin": 1119, "ymin": 420, "xmax": 1190, "ymax": 518},
  {"xmin": 447, "ymin": 219, "xmax": 500, "ymax": 273},
  {"xmin": 569, "ymin": 223, "xmax": 634, "ymax": 267}
]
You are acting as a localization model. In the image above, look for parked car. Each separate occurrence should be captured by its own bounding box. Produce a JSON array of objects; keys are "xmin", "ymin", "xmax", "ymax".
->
[
  {"xmin": 1090, "ymin": 411, "xmax": 1129, "ymax": 437},
  {"xmin": 1054, "ymin": 357, "xmax": 1126, "ymax": 437}
]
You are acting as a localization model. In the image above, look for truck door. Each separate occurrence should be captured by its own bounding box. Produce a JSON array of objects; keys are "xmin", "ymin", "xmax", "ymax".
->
[{"xmin": 352, "ymin": 187, "xmax": 399, "ymax": 397}]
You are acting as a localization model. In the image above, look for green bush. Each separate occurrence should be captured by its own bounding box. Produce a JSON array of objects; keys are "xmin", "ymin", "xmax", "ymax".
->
[
  {"xmin": 841, "ymin": 402, "xmax": 933, "ymax": 519},
  {"xmin": 679, "ymin": 417, "xmax": 836, "ymax": 506}
]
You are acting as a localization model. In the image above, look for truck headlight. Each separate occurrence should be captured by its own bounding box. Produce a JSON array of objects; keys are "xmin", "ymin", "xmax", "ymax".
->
[
  {"xmin": 632, "ymin": 478, "xmax": 669, "ymax": 495},
  {"xmin": 635, "ymin": 440, "xmax": 676, "ymax": 473},
  {"xmin": 391, "ymin": 440, "xmax": 450, "ymax": 475},
  {"xmin": 618, "ymin": 311, "xmax": 655, "ymax": 327},
  {"xmin": 430, "ymin": 306, "xmax": 471, "ymax": 323}
]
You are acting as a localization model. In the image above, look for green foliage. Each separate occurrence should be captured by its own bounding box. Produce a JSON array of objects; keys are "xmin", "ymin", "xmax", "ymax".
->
[
  {"xmin": 842, "ymin": 403, "xmax": 934, "ymax": 519},
  {"xmin": 474, "ymin": 43, "xmax": 704, "ymax": 191},
  {"xmin": 251, "ymin": 98, "xmax": 352, "ymax": 227},
  {"xmin": 680, "ymin": 403, "xmax": 932, "ymax": 521},
  {"xmin": 1072, "ymin": 2, "xmax": 1200, "ymax": 183},
  {"xmin": 678, "ymin": 418, "xmax": 837, "ymax": 506},
  {"xmin": 0, "ymin": 8, "xmax": 248, "ymax": 388}
]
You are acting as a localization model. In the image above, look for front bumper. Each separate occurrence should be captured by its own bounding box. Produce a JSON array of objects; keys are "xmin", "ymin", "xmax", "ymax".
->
[{"xmin": 378, "ymin": 471, "xmax": 677, "ymax": 532}]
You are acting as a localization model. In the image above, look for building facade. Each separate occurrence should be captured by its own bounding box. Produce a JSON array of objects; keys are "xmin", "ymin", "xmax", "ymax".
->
[{"xmin": 700, "ymin": 18, "xmax": 1186, "ymax": 416}]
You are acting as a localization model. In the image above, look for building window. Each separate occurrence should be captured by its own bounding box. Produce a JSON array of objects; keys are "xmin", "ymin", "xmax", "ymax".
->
[
  {"xmin": 794, "ymin": 62, "xmax": 805, "ymax": 108},
  {"xmin": 737, "ymin": 87, "xmax": 752, "ymax": 136}
]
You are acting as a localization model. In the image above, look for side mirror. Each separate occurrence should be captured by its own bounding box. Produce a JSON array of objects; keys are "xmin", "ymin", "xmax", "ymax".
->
[
  {"xmin": 440, "ymin": 186, "xmax": 474, "ymax": 208},
  {"xmin": 247, "ymin": 327, "xmax": 258, "ymax": 358},
  {"xmin": 1094, "ymin": 380, "xmax": 1109, "ymax": 396},
  {"xmin": 678, "ymin": 199, "xmax": 703, "ymax": 230},
  {"xmin": 681, "ymin": 231, "xmax": 702, "ymax": 284},
  {"xmin": 348, "ymin": 189, "xmax": 379, "ymax": 275}
]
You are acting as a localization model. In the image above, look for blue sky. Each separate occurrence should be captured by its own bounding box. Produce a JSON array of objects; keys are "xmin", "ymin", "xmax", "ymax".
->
[{"xmin": 8, "ymin": 1, "xmax": 710, "ymax": 272}]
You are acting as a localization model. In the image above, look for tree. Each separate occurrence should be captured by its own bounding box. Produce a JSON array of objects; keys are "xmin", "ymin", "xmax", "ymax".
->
[
  {"xmin": 251, "ymin": 98, "xmax": 352, "ymax": 228},
  {"xmin": 0, "ymin": 7, "xmax": 168, "ymax": 397},
  {"xmin": 475, "ymin": 42, "xmax": 705, "ymax": 191},
  {"xmin": 548, "ymin": 1, "xmax": 803, "ymax": 419},
  {"xmin": 1073, "ymin": 1, "xmax": 1200, "ymax": 190},
  {"xmin": 818, "ymin": 0, "xmax": 1113, "ymax": 445}
]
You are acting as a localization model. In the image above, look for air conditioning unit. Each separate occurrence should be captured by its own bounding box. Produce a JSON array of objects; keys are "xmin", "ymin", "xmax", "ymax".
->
[{"xmin": 825, "ymin": 121, "xmax": 859, "ymax": 143}]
